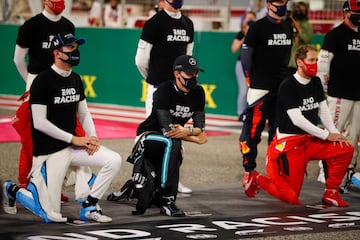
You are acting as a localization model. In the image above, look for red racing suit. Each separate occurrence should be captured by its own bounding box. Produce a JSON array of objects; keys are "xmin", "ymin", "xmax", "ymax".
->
[
  {"xmin": 12, "ymin": 92, "xmax": 86, "ymax": 188},
  {"xmin": 257, "ymin": 134, "xmax": 354, "ymax": 204},
  {"xmin": 12, "ymin": 97, "xmax": 32, "ymax": 188}
]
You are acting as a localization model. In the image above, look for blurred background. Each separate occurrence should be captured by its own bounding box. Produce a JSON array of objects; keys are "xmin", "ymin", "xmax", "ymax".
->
[
  {"xmin": 0, "ymin": 0, "xmax": 346, "ymax": 117},
  {"xmin": 0, "ymin": 0, "xmax": 346, "ymax": 33}
]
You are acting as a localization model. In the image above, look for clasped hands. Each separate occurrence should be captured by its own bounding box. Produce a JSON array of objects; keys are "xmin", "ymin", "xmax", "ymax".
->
[{"xmin": 71, "ymin": 135, "xmax": 100, "ymax": 155}]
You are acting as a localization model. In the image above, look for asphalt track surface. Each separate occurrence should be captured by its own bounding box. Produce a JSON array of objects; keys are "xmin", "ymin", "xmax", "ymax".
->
[{"xmin": 1, "ymin": 108, "xmax": 360, "ymax": 240}]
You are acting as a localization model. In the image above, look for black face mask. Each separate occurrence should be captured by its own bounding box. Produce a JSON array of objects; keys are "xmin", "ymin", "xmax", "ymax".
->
[
  {"xmin": 292, "ymin": 7, "xmax": 306, "ymax": 20},
  {"xmin": 271, "ymin": 3, "xmax": 287, "ymax": 17},
  {"xmin": 166, "ymin": 0, "xmax": 183, "ymax": 9},
  {"xmin": 350, "ymin": 14, "xmax": 360, "ymax": 27},
  {"xmin": 60, "ymin": 49, "xmax": 80, "ymax": 66},
  {"xmin": 180, "ymin": 75, "xmax": 197, "ymax": 90},
  {"xmin": 247, "ymin": 20, "xmax": 255, "ymax": 26}
]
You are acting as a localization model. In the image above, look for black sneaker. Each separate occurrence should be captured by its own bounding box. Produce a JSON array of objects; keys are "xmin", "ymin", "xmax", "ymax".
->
[{"xmin": 160, "ymin": 201, "xmax": 185, "ymax": 217}]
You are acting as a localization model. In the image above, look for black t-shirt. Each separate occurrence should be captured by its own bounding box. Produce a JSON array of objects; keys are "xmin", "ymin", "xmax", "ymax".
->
[
  {"xmin": 244, "ymin": 17, "xmax": 293, "ymax": 92},
  {"xmin": 277, "ymin": 76, "xmax": 325, "ymax": 134},
  {"xmin": 322, "ymin": 23, "xmax": 360, "ymax": 100},
  {"xmin": 16, "ymin": 13, "xmax": 75, "ymax": 74},
  {"xmin": 30, "ymin": 68, "xmax": 85, "ymax": 156},
  {"xmin": 137, "ymin": 81, "xmax": 205, "ymax": 135},
  {"xmin": 141, "ymin": 10, "xmax": 194, "ymax": 86}
]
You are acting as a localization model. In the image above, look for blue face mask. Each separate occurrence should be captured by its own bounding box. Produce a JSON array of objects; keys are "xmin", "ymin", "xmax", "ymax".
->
[
  {"xmin": 271, "ymin": 3, "xmax": 287, "ymax": 17},
  {"xmin": 166, "ymin": 0, "xmax": 183, "ymax": 9}
]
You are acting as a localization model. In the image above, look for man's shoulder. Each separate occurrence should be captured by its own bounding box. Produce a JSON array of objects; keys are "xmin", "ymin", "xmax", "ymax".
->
[
  {"xmin": 247, "ymin": 17, "xmax": 269, "ymax": 32},
  {"xmin": 253, "ymin": 16, "xmax": 269, "ymax": 26},
  {"xmin": 70, "ymin": 71, "xmax": 81, "ymax": 79},
  {"xmin": 326, "ymin": 23, "xmax": 346, "ymax": 36},
  {"xmin": 181, "ymin": 14, "xmax": 193, "ymax": 23},
  {"xmin": 21, "ymin": 13, "xmax": 44, "ymax": 26},
  {"xmin": 31, "ymin": 68, "xmax": 54, "ymax": 89},
  {"xmin": 36, "ymin": 68, "xmax": 55, "ymax": 79},
  {"xmin": 145, "ymin": 11, "xmax": 165, "ymax": 24},
  {"xmin": 279, "ymin": 75, "xmax": 296, "ymax": 89},
  {"xmin": 21, "ymin": 13, "xmax": 73, "ymax": 28}
]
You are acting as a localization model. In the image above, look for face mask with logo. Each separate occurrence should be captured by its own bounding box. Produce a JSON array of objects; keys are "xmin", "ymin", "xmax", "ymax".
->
[
  {"xmin": 166, "ymin": 0, "xmax": 183, "ymax": 9},
  {"xmin": 48, "ymin": 0, "xmax": 65, "ymax": 14},
  {"xmin": 271, "ymin": 3, "xmax": 287, "ymax": 17},
  {"xmin": 301, "ymin": 61, "xmax": 317, "ymax": 77},
  {"xmin": 180, "ymin": 75, "xmax": 197, "ymax": 90},
  {"xmin": 350, "ymin": 13, "xmax": 360, "ymax": 27},
  {"xmin": 60, "ymin": 49, "xmax": 80, "ymax": 66}
]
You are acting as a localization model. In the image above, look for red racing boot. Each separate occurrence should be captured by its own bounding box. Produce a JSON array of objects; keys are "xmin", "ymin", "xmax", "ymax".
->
[
  {"xmin": 322, "ymin": 189, "xmax": 349, "ymax": 207},
  {"xmin": 244, "ymin": 171, "xmax": 260, "ymax": 197}
]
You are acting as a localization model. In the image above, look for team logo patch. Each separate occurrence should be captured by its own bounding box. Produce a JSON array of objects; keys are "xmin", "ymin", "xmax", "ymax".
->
[
  {"xmin": 275, "ymin": 141, "xmax": 286, "ymax": 151},
  {"xmin": 189, "ymin": 57, "xmax": 197, "ymax": 66}
]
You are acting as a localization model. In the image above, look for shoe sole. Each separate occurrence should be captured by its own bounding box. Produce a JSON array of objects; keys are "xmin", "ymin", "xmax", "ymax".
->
[
  {"xmin": 160, "ymin": 206, "xmax": 185, "ymax": 217},
  {"xmin": 160, "ymin": 209, "xmax": 185, "ymax": 217},
  {"xmin": 80, "ymin": 205, "xmax": 112, "ymax": 223},
  {"xmin": 322, "ymin": 198, "xmax": 349, "ymax": 207},
  {"xmin": 177, "ymin": 189, "xmax": 192, "ymax": 194}
]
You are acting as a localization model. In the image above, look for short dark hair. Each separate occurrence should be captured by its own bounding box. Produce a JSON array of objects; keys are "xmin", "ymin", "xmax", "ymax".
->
[{"xmin": 295, "ymin": 44, "xmax": 317, "ymax": 66}]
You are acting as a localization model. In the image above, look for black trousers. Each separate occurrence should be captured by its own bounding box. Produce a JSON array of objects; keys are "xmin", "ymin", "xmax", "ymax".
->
[
  {"xmin": 239, "ymin": 93, "xmax": 278, "ymax": 172},
  {"xmin": 143, "ymin": 133, "xmax": 182, "ymax": 200}
]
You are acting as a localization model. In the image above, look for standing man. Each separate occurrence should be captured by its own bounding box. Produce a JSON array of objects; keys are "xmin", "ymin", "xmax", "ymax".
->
[
  {"xmin": 317, "ymin": 0, "xmax": 360, "ymax": 191},
  {"xmin": 239, "ymin": 0, "xmax": 293, "ymax": 189},
  {"xmin": 14, "ymin": 0, "xmax": 74, "ymax": 91},
  {"xmin": 3, "ymin": 32, "xmax": 122, "ymax": 223},
  {"xmin": 135, "ymin": 0, "xmax": 194, "ymax": 194},
  {"xmin": 135, "ymin": 0, "xmax": 194, "ymax": 117},
  {"xmin": 12, "ymin": 0, "xmax": 95, "ymax": 201},
  {"xmin": 244, "ymin": 45, "xmax": 354, "ymax": 207}
]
